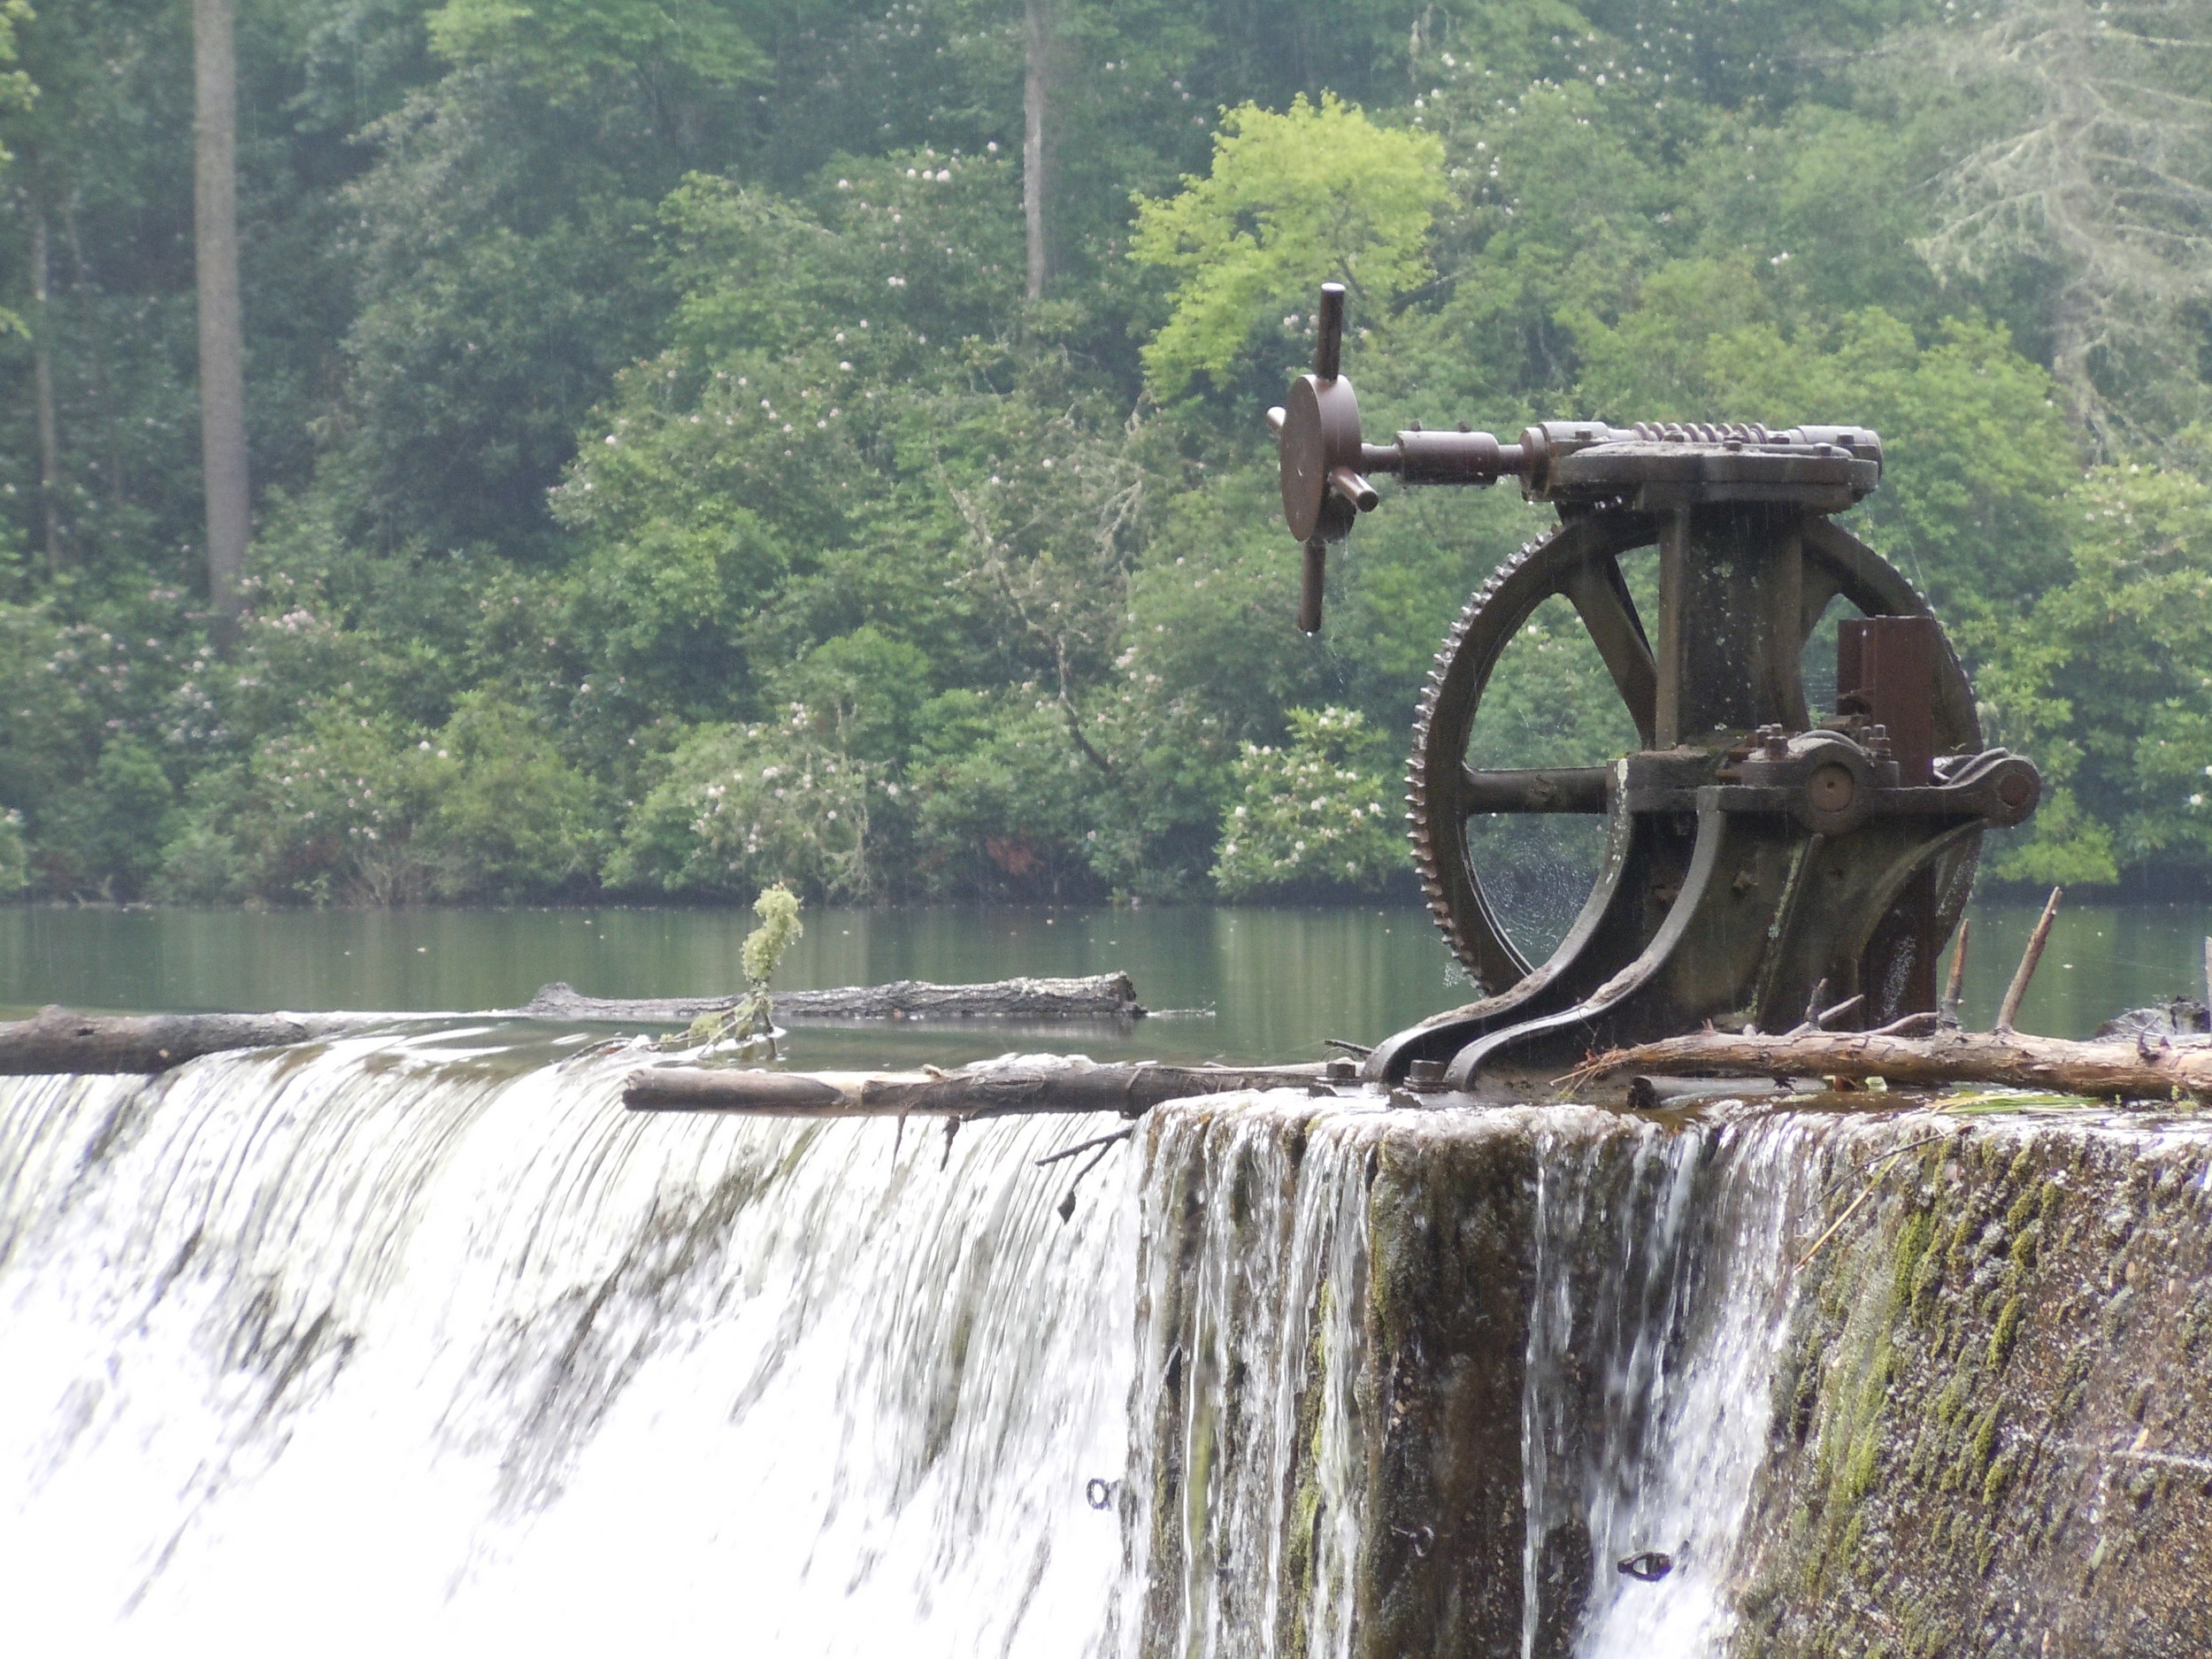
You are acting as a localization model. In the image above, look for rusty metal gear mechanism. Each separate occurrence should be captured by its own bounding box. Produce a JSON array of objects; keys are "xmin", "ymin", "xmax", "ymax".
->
[{"xmin": 1267, "ymin": 284, "xmax": 2041, "ymax": 1094}]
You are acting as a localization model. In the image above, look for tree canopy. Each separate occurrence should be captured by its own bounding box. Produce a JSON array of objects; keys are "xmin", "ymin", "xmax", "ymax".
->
[{"xmin": 0, "ymin": 0, "xmax": 2206, "ymax": 903}]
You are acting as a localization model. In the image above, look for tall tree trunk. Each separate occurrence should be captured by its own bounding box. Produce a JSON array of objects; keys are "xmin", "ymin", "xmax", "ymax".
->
[
  {"xmin": 192, "ymin": 0, "xmax": 249, "ymax": 634},
  {"xmin": 1022, "ymin": 0, "xmax": 1050, "ymax": 300},
  {"xmin": 27, "ymin": 196, "xmax": 62, "ymax": 574}
]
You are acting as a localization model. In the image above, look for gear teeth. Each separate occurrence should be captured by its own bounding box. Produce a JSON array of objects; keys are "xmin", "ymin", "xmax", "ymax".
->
[{"xmin": 1406, "ymin": 516, "xmax": 1611, "ymax": 981}]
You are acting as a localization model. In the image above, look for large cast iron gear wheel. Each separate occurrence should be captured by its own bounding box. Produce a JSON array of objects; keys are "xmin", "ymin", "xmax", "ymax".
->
[{"xmin": 1407, "ymin": 507, "xmax": 1986, "ymax": 995}]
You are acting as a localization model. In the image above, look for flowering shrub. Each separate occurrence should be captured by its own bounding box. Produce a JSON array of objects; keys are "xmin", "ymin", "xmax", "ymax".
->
[
  {"xmin": 1212, "ymin": 706, "xmax": 1402, "ymax": 895},
  {"xmin": 604, "ymin": 709, "xmax": 878, "ymax": 899}
]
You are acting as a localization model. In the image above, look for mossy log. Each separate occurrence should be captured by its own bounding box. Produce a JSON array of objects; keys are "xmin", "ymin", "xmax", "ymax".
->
[
  {"xmin": 0, "ymin": 1005, "xmax": 397, "ymax": 1076},
  {"xmin": 1568, "ymin": 1025, "xmax": 2212, "ymax": 1102},
  {"xmin": 624, "ymin": 1054, "xmax": 1325, "ymax": 1117},
  {"xmin": 520, "ymin": 972, "xmax": 1143, "ymax": 1023}
]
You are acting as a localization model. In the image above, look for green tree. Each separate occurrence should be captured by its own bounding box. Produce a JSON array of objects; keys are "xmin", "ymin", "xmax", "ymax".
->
[
  {"xmin": 426, "ymin": 0, "xmax": 764, "ymax": 97},
  {"xmin": 1131, "ymin": 94, "xmax": 1448, "ymax": 398},
  {"xmin": 1984, "ymin": 455, "xmax": 2212, "ymax": 884}
]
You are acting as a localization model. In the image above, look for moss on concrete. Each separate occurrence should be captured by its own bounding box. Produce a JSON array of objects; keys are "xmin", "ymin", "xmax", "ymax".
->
[
  {"xmin": 1134, "ymin": 1099, "xmax": 2212, "ymax": 1658},
  {"xmin": 1732, "ymin": 1112, "xmax": 2212, "ymax": 1658}
]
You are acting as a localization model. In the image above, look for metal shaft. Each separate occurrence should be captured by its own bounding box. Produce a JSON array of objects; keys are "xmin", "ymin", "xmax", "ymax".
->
[
  {"xmin": 1314, "ymin": 284, "xmax": 1344, "ymax": 383},
  {"xmin": 1299, "ymin": 537, "xmax": 1326, "ymax": 634}
]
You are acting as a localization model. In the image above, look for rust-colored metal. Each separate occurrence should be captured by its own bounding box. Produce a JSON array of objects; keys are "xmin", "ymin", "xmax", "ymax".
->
[{"xmin": 1265, "ymin": 287, "xmax": 2042, "ymax": 1091}]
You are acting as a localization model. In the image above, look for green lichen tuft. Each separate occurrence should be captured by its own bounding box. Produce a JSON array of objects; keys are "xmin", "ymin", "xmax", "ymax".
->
[{"xmin": 1970, "ymin": 1405, "xmax": 2001, "ymax": 1474}]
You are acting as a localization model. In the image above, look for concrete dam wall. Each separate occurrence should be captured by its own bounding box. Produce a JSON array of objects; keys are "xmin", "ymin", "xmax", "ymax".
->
[
  {"xmin": 1, "ymin": 1034, "xmax": 2205, "ymax": 1654},
  {"xmin": 1131, "ymin": 1096, "xmax": 2212, "ymax": 1659}
]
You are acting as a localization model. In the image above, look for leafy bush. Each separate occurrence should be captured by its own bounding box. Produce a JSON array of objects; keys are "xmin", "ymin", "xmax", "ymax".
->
[
  {"xmin": 160, "ymin": 696, "xmax": 597, "ymax": 903},
  {"xmin": 0, "ymin": 808, "xmax": 27, "ymax": 895},
  {"xmin": 1983, "ymin": 457, "xmax": 2212, "ymax": 884},
  {"xmin": 910, "ymin": 694, "xmax": 1103, "ymax": 898}
]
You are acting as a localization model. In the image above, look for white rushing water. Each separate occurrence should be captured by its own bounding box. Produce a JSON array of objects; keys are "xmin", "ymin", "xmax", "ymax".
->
[
  {"xmin": 2, "ymin": 1034, "xmax": 1887, "ymax": 1658},
  {"xmin": 1520, "ymin": 1109, "xmax": 1826, "ymax": 1659},
  {"xmin": 1121, "ymin": 1099, "xmax": 1393, "ymax": 1659},
  {"xmin": 0, "ymin": 1030, "xmax": 1141, "ymax": 1656}
]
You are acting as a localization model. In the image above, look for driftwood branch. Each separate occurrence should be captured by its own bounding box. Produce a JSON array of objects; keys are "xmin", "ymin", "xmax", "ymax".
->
[
  {"xmin": 1997, "ymin": 886, "xmax": 2063, "ymax": 1032},
  {"xmin": 1566, "ymin": 1025, "xmax": 2212, "ymax": 1103},
  {"xmin": 624, "ymin": 1054, "xmax": 1325, "ymax": 1117},
  {"xmin": 517, "ymin": 973, "xmax": 1143, "ymax": 1023},
  {"xmin": 0, "ymin": 1006, "xmax": 396, "ymax": 1077}
]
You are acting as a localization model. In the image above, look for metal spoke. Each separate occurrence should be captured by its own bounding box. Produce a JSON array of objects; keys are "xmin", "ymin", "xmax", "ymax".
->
[
  {"xmin": 1460, "ymin": 765, "xmax": 1609, "ymax": 814},
  {"xmin": 1559, "ymin": 553, "xmax": 1657, "ymax": 747}
]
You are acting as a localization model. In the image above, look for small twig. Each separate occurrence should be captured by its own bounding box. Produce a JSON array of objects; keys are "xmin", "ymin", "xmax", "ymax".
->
[
  {"xmin": 1866, "ymin": 1130, "xmax": 1953, "ymax": 1170},
  {"xmin": 1815, "ymin": 995, "xmax": 1865, "ymax": 1030},
  {"xmin": 1800, "ymin": 978, "xmax": 1831, "ymax": 1032},
  {"xmin": 1941, "ymin": 918, "xmax": 1970, "ymax": 1027},
  {"xmin": 1056, "ymin": 1135, "xmax": 1125, "ymax": 1222},
  {"xmin": 1325, "ymin": 1037, "xmax": 1373, "ymax": 1056},
  {"xmin": 1825, "ymin": 1131, "xmax": 1952, "ymax": 1194},
  {"xmin": 1034, "ymin": 1125, "xmax": 1136, "ymax": 1167},
  {"xmin": 1996, "ymin": 887, "xmax": 2063, "ymax": 1033},
  {"xmin": 1795, "ymin": 1185, "xmax": 1879, "ymax": 1271},
  {"xmin": 1783, "ymin": 985, "xmax": 1862, "ymax": 1038},
  {"xmin": 1866, "ymin": 1011, "xmax": 1941, "ymax": 1038},
  {"xmin": 940, "ymin": 1114, "xmax": 963, "ymax": 1171},
  {"xmin": 1800, "ymin": 1129, "xmax": 1962, "ymax": 1266}
]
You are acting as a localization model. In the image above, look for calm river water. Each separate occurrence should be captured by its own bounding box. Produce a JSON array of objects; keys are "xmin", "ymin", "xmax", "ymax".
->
[{"xmin": 4, "ymin": 895, "xmax": 2206, "ymax": 1064}]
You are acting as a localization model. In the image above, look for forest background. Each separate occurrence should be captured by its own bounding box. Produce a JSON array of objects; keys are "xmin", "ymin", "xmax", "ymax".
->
[{"xmin": 0, "ymin": 0, "xmax": 2208, "ymax": 907}]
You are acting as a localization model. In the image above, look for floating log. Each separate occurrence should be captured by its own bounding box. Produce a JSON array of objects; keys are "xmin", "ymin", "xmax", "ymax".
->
[
  {"xmin": 1, "ymin": 973, "xmax": 1149, "ymax": 1076},
  {"xmin": 625, "ymin": 1054, "xmax": 1327, "ymax": 1117},
  {"xmin": 1567, "ymin": 1025, "xmax": 2212, "ymax": 1103},
  {"xmin": 516, "ymin": 972, "xmax": 1144, "ymax": 1023},
  {"xmin": 0, "ymin": 1005, "xmax": 396, "ymax": 1077}
]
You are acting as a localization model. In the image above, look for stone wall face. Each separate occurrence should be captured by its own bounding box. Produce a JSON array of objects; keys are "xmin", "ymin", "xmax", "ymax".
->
[
  {"xmin": 1125, "ymin": 1098, "xmax": 1542, "ymax": 1659},
  {"xmin": 1357, "ymin": 1114, "xmax": 1540, "ymax": 1657},
  {"xmin": 1127, "ymin": 1094, "xmax": 2212, "ymax": 1659},
  {"xmin": 1734, "ymin": 1118, "xmax": 2212, "ymax": 1659}
]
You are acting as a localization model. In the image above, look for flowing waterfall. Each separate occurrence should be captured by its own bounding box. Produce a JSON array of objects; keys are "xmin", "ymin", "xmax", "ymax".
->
[
  {"xmin": 1517, "ymin": 1110, "xmax": 1825, "ymax": 1659},
  {"xmin": 1128, "ymin": 1097, "xmax": 1872, "ymax": 1659},
  {"xmin": 1120, "ymin": 1098, "xmax": 1393, "ymax": 1659},
  {"xmin": 5, "ymin": 1033, "xmax": 1971, "ymax": 1656},
  {"xmin": 0, "ymin": 1030, "xmax": 1140, "ymax": 1655}
]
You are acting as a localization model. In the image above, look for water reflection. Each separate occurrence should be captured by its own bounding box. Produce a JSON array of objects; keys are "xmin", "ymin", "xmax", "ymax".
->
[{"xmin": 1, "ymin": 895, "xmax": 2204, "ymax": 1061}]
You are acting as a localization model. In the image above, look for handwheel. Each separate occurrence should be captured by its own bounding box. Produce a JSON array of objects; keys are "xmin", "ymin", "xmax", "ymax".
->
[{"xmin": 1408, "ymin": 510, "xmax": 1985, "ymax": 995}]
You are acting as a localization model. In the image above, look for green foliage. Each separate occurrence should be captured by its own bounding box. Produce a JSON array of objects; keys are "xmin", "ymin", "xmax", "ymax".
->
[
  {"xmin": 427, "ymin": 0, "xmax": 763, "ymax": 96},
  {"xmin": 910, "ymin": 695, "xmax": 1102, "ymax": 898},
  {"xmin": 1983, "ymin": 457, "xmax": 2212, "ymax": 881},
  {"xmin": 160, "ymin": 695, "xmax": 597, "ymax": 904},
  {"xmin": 1132, "ymin": 96, "xmax": 1448, "ymax": 398},
  {"xmin": 605, "ymin": 714, "xmax": 879, "ymax": 900},
  {"xmin": 0, "ymin": 806, "xmax": 25, "ymax": 892},
  {"xmin": 1213, "ymin": 707, "xmax": 1402, "ymax": 895},
  {"xmin": 1, "ymin": 0, "xmax": 2208, "ymax": 905},
  {"xmin": 741, "ymin": 881, "xmax": 802, "ymax": 987},
  {"xmin": 676, "ymin": 880, "xmax": 802, "ymax": 1057}
]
